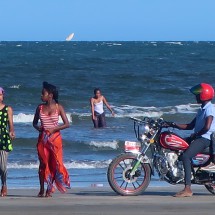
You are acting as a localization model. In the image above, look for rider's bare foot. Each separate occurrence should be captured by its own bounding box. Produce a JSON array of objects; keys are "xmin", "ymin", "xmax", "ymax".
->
[{"xmin": 173, "ymin": 186, "xmax": 193, "ymax": 197}]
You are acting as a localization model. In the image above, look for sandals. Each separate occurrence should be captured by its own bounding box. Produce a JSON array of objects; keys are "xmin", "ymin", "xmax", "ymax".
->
[
  {"xmin": 1, "ymin": 186, "xmax": 7, "ymax": 197},
  {"xmin": 45, "ymin": 191, "xmax": 52, "ymax": 198},
  {"xmin": 37, "ymin": 190, "xmax": 45, "ymax": 198},
  {"xmin": 38, "ymin": 186, "xmax": 54, "ymax": 198}
]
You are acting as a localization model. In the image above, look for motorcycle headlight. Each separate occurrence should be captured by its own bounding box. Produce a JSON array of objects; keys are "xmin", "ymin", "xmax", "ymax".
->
[
  {"xmin": 139, "ymin": 124, "xmax": 150, "ymax": 140},
  {"xmin": 142, "ymin": 124, "xmax": 150, "ymax": 134}
]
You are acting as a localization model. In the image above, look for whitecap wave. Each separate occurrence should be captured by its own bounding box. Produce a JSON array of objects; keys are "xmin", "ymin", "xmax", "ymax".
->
[
  {"xmin": 12, "ymin": 103, "xmax": 200, "ymax": 123},
  {"xmin": 112, "ymin": 43, "xmax": 122, "ymax": 46},
  {"xmin": 9, "ymin": 84, "xmax": 21, "ymax": 89},
  {"xmin": 165, "ymin": 42, "xmax": 183, "ymax": 45},
  {"xmin": 13, "ymin": 113, "xmax": 72, "ymax": 123},
  {"xmin": 16, "ymin": 44, "xmax": 22, "ymax": 47},
  {"xmin": 88, "ymin": 140, "xmax": 119, "ymax": 149},
  {"xmin": 112, "ymin": 104, "xmax": 199, "ymax": 117},
  {"xmin": 8, "ymin": 160, "xmax": 112, "ymax": 169},
  {"xmin": 174, "ymin": 104, "xmax": 199, "ymax": 113}
]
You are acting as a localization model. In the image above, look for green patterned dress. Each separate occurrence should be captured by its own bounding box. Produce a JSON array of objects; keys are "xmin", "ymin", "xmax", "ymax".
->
[{"xmin": 0, "ymin": 106, "xmax": 13, "ymax": 152}]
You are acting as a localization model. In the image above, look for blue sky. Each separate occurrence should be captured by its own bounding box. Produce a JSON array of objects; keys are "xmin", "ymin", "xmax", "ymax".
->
[{"xmin": 0, "ymin": 0, "xmax": 215, "ymax": 41}]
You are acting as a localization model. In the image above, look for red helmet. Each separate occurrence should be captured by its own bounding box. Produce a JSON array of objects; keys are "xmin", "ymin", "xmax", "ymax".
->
[{"xmin": 190, "ymin": 83, "xmax": 214, "ymax": 101}]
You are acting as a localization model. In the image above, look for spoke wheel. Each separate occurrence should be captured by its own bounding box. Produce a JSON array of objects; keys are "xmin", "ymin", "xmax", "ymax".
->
[{"xmin": 107, "ymin": 153, "xmax": 151, "ymax": 196}]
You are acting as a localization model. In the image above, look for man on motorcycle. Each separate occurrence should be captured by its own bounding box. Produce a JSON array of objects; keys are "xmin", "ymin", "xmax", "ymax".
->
[{"xmin": 169, "ymin": 83, "xmax": 215, "ymax": 197}]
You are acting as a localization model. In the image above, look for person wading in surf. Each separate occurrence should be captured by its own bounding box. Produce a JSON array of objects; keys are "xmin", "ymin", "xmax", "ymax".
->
[{"xmin": 90, "ymin": 88, "xmax": 115, "ymax": 128}]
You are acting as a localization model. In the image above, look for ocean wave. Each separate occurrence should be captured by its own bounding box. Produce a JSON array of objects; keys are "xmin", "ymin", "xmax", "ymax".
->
[
  {"xmin": 9, "ymin": 84, "xmax": 21, "ymax": 89},
  {"xmin": 13, "ymin": 103, "xmax": 199, "ymax": 123},
  {"xmin": 165, "ymin": 42, "xmax": 183, "ymax": 45},
  {"xmin": 16, "ymin": 44, "xmax": 22, "ymax": 47},
  {"xmin": 89, "ymin": 140, "xmax": 119, "ymax": 149},
  {"xmin": 112, "ymin": 43, "xmax": 122, "ymax": 46},
  {"xmin": 111, "ymin": 104, "xmax": 199, "ymax": 118},
  {"xmin": 8, "ymin": 160, "xmax": 112, "ymax": 169},
  {"xmin": 13, "ymin": 113, "xmax": 72, "ymax": 123}
]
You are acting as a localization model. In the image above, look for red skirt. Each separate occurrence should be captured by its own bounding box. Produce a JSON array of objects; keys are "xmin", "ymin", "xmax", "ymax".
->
[{"xmin": 37, "ymin": 131, "xmax": 70, "ymax": 193}]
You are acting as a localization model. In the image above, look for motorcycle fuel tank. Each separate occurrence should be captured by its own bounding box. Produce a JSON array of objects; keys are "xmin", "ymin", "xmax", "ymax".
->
[{"xmin": 160, "ymin": 132, "xmax": 189, "ymax": 151}]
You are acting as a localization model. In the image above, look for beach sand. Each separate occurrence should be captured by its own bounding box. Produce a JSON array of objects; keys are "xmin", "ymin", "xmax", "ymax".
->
[{"xmin": 0, "ymin": 186, "xmax": 215, "ymax": 215}]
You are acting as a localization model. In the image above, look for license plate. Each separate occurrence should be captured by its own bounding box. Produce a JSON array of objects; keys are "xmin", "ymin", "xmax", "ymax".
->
[{"xmin": 124, "ymin": 141, "xmax": 141, "ymax": 152}]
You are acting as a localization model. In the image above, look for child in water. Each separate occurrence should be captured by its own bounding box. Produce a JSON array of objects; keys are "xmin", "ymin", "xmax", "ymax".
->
[
  {"xmin": 33, "ymin": 82, "xmax": 70, "ymax": 197},
  {"xmin": 0, "ymin": 87, "xmax": 15, "ymax": 197},
  {"xmin": 90, "ymin": 88, "xmax": 115, "ymax": 128}
]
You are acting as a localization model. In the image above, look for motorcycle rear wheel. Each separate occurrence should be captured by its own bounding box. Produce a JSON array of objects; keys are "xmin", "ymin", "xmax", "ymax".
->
[
  {"xmin": 107, "ymin": 153, "xmax": 151, "ymax": 196},
  {"xmin": 205, "ymin": 183, "xmax": 215, "ymax": 195}
]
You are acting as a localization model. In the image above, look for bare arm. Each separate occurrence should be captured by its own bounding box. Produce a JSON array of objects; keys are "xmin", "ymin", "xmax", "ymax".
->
[
  {"xmin": 7, "ymin": 106, "xmax": 15, "ymax": 139},
  {"xmin": 103, "ymin": 96, "xmax": 114, "ymax": 115},
  {"xmin": 90, "ymin": 98, "xmax": 96, "ymax": 120},
  {"xmin": 174, "ymin": 118, "xmax": 196, "ymax": 130},
  {"xmin": 33, "ymin": 106, "xmax": 42, "ymax": 132}
]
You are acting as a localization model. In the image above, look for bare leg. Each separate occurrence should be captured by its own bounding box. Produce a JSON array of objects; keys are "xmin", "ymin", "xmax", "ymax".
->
[
  {"xmin": 38, "ymin": 165, "xmax": 45, "ymax": 197},
  {"xmin": 92, "ymin": 117, "xmax": 99, "ymax": 128},
  {"xmin": 0, "ymin": 151, "xmax": 8, "ymax": 197}
]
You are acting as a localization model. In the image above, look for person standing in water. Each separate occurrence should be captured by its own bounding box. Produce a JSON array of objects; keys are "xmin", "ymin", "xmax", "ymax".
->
[
  {"xmin": 90, "ymin": 88, "xmax": 115, "ymax": 128},
  {"xmin": 0, "ymin": 87, "xmax": 15, "ymax": 197},
  {"xmin": 33, "ymin": 82, "xmax": 70, "ymax": 197}
]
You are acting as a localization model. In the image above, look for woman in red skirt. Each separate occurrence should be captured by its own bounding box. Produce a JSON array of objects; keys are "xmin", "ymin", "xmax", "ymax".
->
[{"xmin": 33, "ymin": 82, "xmax": 70, "ymax": 197}]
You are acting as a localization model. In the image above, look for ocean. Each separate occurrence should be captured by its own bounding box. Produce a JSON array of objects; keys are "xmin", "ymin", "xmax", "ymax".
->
[{"xmin": 0, "ymin": 41, "xmax": 215, "ymax": 189}]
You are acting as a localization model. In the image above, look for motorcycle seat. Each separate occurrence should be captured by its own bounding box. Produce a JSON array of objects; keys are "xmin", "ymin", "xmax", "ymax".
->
[{"xmin": 202, "ymin": 147, "xmax": 211, "ymax": 155}]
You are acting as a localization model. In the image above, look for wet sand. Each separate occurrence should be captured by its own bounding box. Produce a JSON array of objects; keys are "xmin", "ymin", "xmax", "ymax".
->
[{"xmin": 0, "ymin": 186, "xmax": 215, "ymax": 215}]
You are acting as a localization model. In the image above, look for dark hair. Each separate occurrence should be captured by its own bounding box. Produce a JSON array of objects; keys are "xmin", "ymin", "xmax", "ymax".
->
[
  {"xmin": 94, "ymin": 88, "xmax": 101, "ymax": 95},
  {"xmin": 43, "ymin": 81, "xmax": 59, "ymax": 103}
]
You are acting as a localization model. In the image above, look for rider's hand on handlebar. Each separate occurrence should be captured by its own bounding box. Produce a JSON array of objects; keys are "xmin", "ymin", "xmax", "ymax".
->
[{"xmin": 163, "ymin": 121, "xmax": 177, "ymax": 128}]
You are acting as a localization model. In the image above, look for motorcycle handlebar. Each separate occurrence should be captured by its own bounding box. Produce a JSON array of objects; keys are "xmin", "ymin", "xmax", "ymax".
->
[{"xmin": 129, "ymin": 117, "xmax": 174, "ymax": 128}]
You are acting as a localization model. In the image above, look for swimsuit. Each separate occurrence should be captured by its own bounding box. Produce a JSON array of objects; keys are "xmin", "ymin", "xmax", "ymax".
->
[{"xmin": 93, "ymin": 100, "xmax": 106, "ymax": 128}]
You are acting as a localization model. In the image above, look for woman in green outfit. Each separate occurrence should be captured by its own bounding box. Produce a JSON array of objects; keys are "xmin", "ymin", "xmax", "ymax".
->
[{"xmin": 0, "ymin": 87, "xmax": 15, "ymax": 197}]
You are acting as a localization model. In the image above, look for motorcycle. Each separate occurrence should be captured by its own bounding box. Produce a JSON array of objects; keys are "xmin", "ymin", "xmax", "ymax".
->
[{"xmin": 107, "ymin": 117, "xmax": 215, "ymax": 196}]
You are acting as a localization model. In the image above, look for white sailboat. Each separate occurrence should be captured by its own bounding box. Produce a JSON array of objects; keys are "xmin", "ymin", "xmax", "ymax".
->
[{"xmin": 66, "ymin": 33, "xmax": 75, "ymax": 41}]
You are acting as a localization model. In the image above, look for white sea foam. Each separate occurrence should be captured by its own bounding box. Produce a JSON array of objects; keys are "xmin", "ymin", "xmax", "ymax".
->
[
  {"xmin": 89, "ymin": 140, "xmax": 119, "ymax": 149},
  {"xmin": 165, "ymin": 42, "xmax": 183, "ymax": 45},
  {"xmin": 13, "ymin": 113, "xmax": 72, "ymax": 123},
  {"xmin": 8, "ymin": 160, "xmax": 112, "ymax": 169},
  {"xmin": 16, "ymin": 44, "xmax": 22, "ymax": 47},
  {"xmin": 112, "ymin": 43, "xmax": 122, "ymax": 46},
  {"xmin": 113, "ymin": 104, "xmax": 199, "ymax": 117},
  {"xmin": 174, "ymin": 104, "xmax": 199, "ymax": 114},
  {"xmin": 13, "ymin": 104, "xmax": 199, "ymax": 124},
  {"xmin": 9, "ymin": 84, "xmax": 21, "ymax": 89}
]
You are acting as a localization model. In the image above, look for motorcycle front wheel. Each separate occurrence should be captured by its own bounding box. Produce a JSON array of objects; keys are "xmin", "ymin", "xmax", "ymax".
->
[{"xmin": 107, "ymin": 153, "xmax": 151, "ymax": 196}]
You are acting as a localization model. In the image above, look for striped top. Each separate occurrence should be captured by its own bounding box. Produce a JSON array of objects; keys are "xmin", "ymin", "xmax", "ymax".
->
[{"xmin": 39, "ymin": 105, "xmax": 59, "ymax": 130}]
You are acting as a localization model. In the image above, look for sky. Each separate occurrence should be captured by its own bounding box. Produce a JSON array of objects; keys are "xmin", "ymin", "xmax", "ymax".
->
[{"xmin": 0, "ymin": 0, "xmax": 215, "ymax": 41}]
